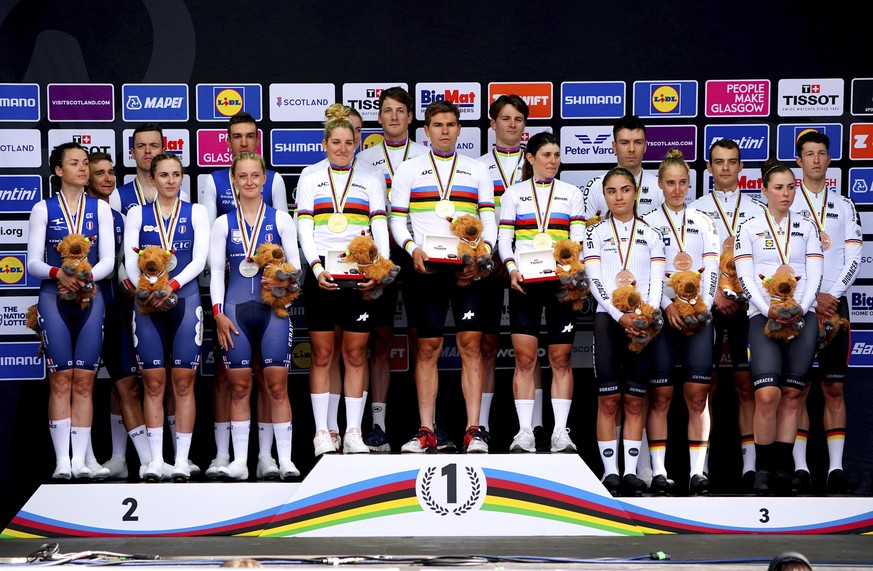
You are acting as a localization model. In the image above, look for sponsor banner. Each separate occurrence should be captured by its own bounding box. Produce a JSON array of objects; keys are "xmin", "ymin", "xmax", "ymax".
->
[
  {"xmin": 359, "ymin": 128, "xmax": 382, "ymax": 152},
  {"xmin": 850, "ymin": 123, "xmax": 873, "ymax": 160},
  {"xmin": 0, "ymin": 252, "xmax": 40, "ymax": 289},
  {"xmin": 778, "ymin": 78, "xmax": 844, "ymax": 117},
  {"xmin": 0, "ymin": 296, "xmax": 37, "ymax": 335},
  {"xmin": 0, "ymin": 84, "xmax": 40, "ymax": 122},
  {"xmin": 560, "ymin": 81, "xmax": 625, "ymax": 119},
  {"xmin": 849, "ymin": 330, "xmax": 873, "ymax": 367},
  {"xmin": 0, "ymin": 129, "xmax": 41, "ymax": 168},
  {"xmin": 702, "ymin": 168, "xmax": 766, "ymax": 202},
  {"xmin": 487, "ymin": 82, "xmax": 553, "ymax": 119},
  {"xmin": 559, "ymin": 125, "xmax": 613, "ymax": 164},
  {"xmin": 570, "ymin": 331, "xmax": 594, "ymax": 368},
  {"xmin": 342, "ymin": 82, "xmax": 409, "ymax": 121},
  {"xmin": 788, "ymin": 167, "xmax": 841, "ymax": 196},
  {"xmin": 47, "ymin": 84, "xmax": 114, "ymax": 122},
  {"xmin": 704, "ymin": 80, "xmax": 770, "ymax": 117},
  {"xmin": 632, "ymin": 80, "xmax": 698, "ymax": 118},
  {"xmin": 494, "ymin": 333, "xmax": 550, "ymax": 370},
  {"xmin": 196, "ymin": 129, "xmax": 263, "ymax": 167},
  {"xmin": 561, "ymin": 170, "xmax": 602, "ymax": 192},
  {"xmin": 271, "ymin": 129, "xmax": 326, "ymax": 166},
  {"xmin": 121, "ymin": 84, "xmax": 189, "ymax": 122},
  {"xmin": 414, "ymin": 127, "xmax": 481, "ymax": 157},
  {"xmin": 47, "ymin": 129, "xmax": 115, "ymax": 162},
  {"xmin": 269, "ymin": 83, "xmax": 335, "ymax": 122},
  {"xmin": 850, "ymin": 78, "xmax": 873, "ymax": 116},
  {"xmin": 849, "ymin": 286, "xmax": 873, "ymax": 323},
  {"xmin": 702, "ymin": 124, "xmax": 769, "ymax": 161},
  {"xmin": 0, "ymin": 220, "xmax": 28, "ymax": 245},
  {"xmin": 0, "ymin": 342, "xmax": 44, "ymax": 380},
  {"xmin": 485, "ymin": 126, "xmax": 551, "ymax": 150},
  {"xmin": 122, "ymin": 129, "xmax": 190, "ymax": 167},
  {"xmin": 0, "ymin": 175, "xmax": 41, "ymax": 213},
  {"xmin": 859, "ymin": 241, "xmax": 873, "ymax": 279},
  {"xmin": 642, "ymin": 124, "xmax": 697, "ymax": 162},
  {"xmin": 415, "ymin": 82, "xmax": 481, "ymax": 121},
  {"xmin": 289, "ymin": 337, "xmax": 311, "ymax": 374},
  {"xmin": 849, "ymin": 168, "xmax": 873, "ymax": 203},
  {"xmin": 776, "ymin": 123, "xmax": 843, "ymax": 161},
  {"xmin": 195, "ymin": 84, "xmax": 262, "ymax": 121},
  {"xmin": 121, "ymin": 174, "xmax": 190, "ymax": 200}
]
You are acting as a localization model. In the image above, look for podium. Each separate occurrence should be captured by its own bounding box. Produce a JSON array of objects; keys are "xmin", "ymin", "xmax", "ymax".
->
[{"xmin": 4, "ymin": 455, "xmax": 873, "ymax": 538}]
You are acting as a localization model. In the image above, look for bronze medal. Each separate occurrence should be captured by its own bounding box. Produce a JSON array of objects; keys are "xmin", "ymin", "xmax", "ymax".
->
[
  {"xmin": 673, "ymin": 252, "xmax": 693, "ymax": 271},
  {"xmin": 820, "ymin": 231, "xmax": 831, "ymax": 251},
  {"xmin": 615, "ymin": 269, "xmax": 635, "ymax": 287}
]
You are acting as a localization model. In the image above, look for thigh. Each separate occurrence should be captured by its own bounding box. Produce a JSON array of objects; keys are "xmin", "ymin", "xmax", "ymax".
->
[
  {"xmin": 451, "ymin": 278, "xmax": 485, "ymax": 333},
  {"xmin": 72, "ymin": 291, "xmax": 104, "ymax": 372},
  {"xmin": 169, "ymin": 294, "xmax": 203, "ymax": 370},
  {"xmin": 223, "ymin": 302, "xmax": 255, "ymax": 369},
  {"xmin": 261, "ymin": 308, "xmax": 292, "ymax": 368},
  {"xmin": 38, "ymin": 291, "xmax": 73, "ymax": 372}
]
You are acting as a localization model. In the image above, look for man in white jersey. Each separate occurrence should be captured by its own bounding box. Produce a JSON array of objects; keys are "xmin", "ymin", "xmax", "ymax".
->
[
  {"xmin": 200, "ymin": 112, "xmax": 288, "ymax": 481},
  {"xmin": 113, "ymin": 124, "xmax": 191, "ymax": 214},
  {"xmin": 583, "ymin": 115, "xmax": 662, "ymax": 224},
  {"xmin": 789, "ymin": 130, "xmax": 862, "ymax": 495},
  {"xmin": 390, "ymin": 100, "xmax": 497, "ymax": 454},
  {"xmin": 357, "ymin": 87, "xmax": 428, "ymax": 452},
  {"xmin": 688, "ymin": 138, "xmax": 766, "ymax": 491}
]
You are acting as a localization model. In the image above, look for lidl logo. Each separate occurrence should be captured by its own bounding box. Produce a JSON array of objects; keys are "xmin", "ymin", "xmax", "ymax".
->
[
  {"xmin": 651, "ymin": 85, "xmax": 680, "ymax": 113},
  {"xmin": 196, "ymin": 84, "xmax": 262, "ymax": 121},
  {"xmin": 633, "ymin": 80, "xmax": 697, "ymax": 118}
]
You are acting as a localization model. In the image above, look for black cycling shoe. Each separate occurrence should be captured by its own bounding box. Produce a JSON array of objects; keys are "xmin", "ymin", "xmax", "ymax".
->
[
  {"xmin": 622, "ymin": 473, "xmax": 647, "ymax": 496},
  {"xmin": 689, "ymin": 474, "xmax": 711, "ymax": 496},
  {"xmin": 790, "ymin": 469, "xmax": 811, "ymax": 495},
  {"xmin": 602, "ymin": 474, "xmax": 621, "ymax": 496},
  {"xmin": 827, "ymin": 469, "xmax": 859, "ymax": 495},
  {"xmin": 650, "ymin": 474, "xmax": 673, "ymax": 496},
  {"xmin": 754, "ymin": 470, "xmax": 772, "ymax": 496}
]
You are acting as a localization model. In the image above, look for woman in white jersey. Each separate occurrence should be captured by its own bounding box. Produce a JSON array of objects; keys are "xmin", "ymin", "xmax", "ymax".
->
[
  {"xmin": 642, "ymin": 150, "xmax": 720, "ymax": 495},
  {"xmin": 734, "ymin": 158, "xmax": 823, "ymax": 496},
  {"xmin": 297, "ymin": 103, "xmax": 389, "ymax": 456},
  {"xmin": 497, "ymin": 132, "xmax": 585, "ymax": 454},
  {"xmin": 585, "ymin": 167, "xmax": 666, "ymax": 497}
]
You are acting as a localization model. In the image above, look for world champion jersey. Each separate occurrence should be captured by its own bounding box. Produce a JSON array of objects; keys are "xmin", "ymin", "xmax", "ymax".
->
[
  {"xmin": 584, "ymin": 217, "xmax": 666, "ymax": 322},
  {"xmin": 478, "ymin": 146, "xmax": 525, "ymax": 212},
  {"xmin": 114, "ymin": 178, "xmax": 191, "ymax": 216},
  {"xmin": 642, "ymin": 206, "xmax": 720, "ymax": 309},
  {"xmin": 209, "ymin": 206, "xmax": 299, "ymax": 308},
  {"xmin": 734, "ymin": 213, "xmax": 824, "ymax": 318},
  {"xmin": 201, "ymin": 167, "xmax": 287, "ymax": 229},
  {"xmin": 357, "ymin": 138, "xmax": 429, "ymax": 198},
  {"xmin": 389, "ymin": 151, "xmax": 497, "ymax": 255},
  {"xmin": 296, "ymin": 164, "xmax": 388, "ymax": 276},
  {"xmin": 790, "ymin": 188, "xmax": 862, "ymax": 298},
  {"xmin": 688, "ymin": 190, "xmax": 766, "ymax": 245},
  {"xmin": 497, "ymin": 178, "xmax": 585, "ymax": 273},
  {"xmin": 583, "ymin": 169, "xmax": 661, "ymax": 221}
]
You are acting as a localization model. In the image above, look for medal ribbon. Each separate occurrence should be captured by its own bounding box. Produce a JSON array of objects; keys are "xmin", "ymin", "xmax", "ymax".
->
[
  {"xmin": 236, "ymin": 200, "xmax": 266, "ymax": 262},
  {"xmin": 58, "ymin": 191, "xmax": 86, "ymax": 235},
  {"xmin": 764, "ymin": 210, "xmax": 791, "ymax": 266},
  {"xmin": 493, "ymin": 147, "xmax": 522, "ymax": 190},
  {"xmin": 381, "ymin": 139, "xmax": 410, "ymax": 179},
  {"xmin": 609, "ymin": 217, "xmax": 637, "ymax": 271},
  {"xmin": 530, "ymin": 179, "xmax": 556, "ymax": 236},
  {"xmin": 133, "ymin": 178, "xmax": 150, "ymax": 206},
  {"xmin": 712, "ymin": 191, "xmax": 742, "ymax": 237},
  {"xmin": 327, "ymin": 164, "xmax": 356, "ymax": 215},
  {"xmin": 800, "ymin": 183, "xmax": 827, "ymax": 233},
  {"xmin": 662, "ymin": 204, "xmax": 687, "ymax": 252},
  {"xmin": 635, "ymin": 170, "xmax": 644, "ymax": 205},
  {"xmin": 153, "ymin": 197, "xmax": 181, "ymax": 253},
  {"xmin": 429, "ymin": 151, "xmax": 458, "ymax": 204}
]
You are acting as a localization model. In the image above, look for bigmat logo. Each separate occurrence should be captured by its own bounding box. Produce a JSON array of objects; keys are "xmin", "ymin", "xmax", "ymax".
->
[
  {"xmin": 47, "ymin": 84, "xmax": 114, "ymax": 122},
  {"xmin": 270, "ymin": 83, "xmax": 334, "ymax": 122},
  {"xmin": 559, "ymin": 125, "xmax": 613, "ymax": 164},
  {"xmin": 122, "ymin": 84, "xmax": 188, "ymax": 122},
  {"xmin": 850, "ymin": 123, "xmax": 873, "ymax": 160},
  {"xmin": 705, "ymin": 80, "xmax": 770, "ymax": 117},
  {"xmin": 776, "ymin": 124, "xmax": 843, "ymax": 161},
  {"xmin": 271, "ymin": 129, "xmax": 325, "ymax": 167},
  {"xmin": 123, "ymin": 129, "xmax": 190, "ymax": 167},
  {"xmin": 702, "ymin": 168, "xmax": 768, "ymax": 201},
  {"xmin": 47, "ymin": 130, "xmax": 115, "ymax": 161},
  {"xmin": 0, "ymin": 175, "xmax": 41, "ymax": 213},
  {"xmin": 778, "ymin": 78, "xmax": 844, "ymax": 117},
  {"xmin": 703, "ymin": 124, "xmax": 769, "ymax": 161},
  {"xmin": 0, "ymin": 342, "xmax": 45, "ymax": 380},
  {"xmin": 643, "ymin": 125, "xmax": 697, "ymax": 162},
  {"xmin": 0, "ymin": 84, "xmax": 39, "ymax": 122},
  {"xmin": 849, "ymin": 167, "xmax": 873, "ymax": 204},
  {"xmin": 488, "ymin": 82, "xmax": 553, "ymax": 119},
  {"xmin": 196, "ymin": 84, "xmax": 262, "ymax": 121},
  {"xmin": 851, "ymin": 78, "xmax": 873, "ymax": 116},
  {"xmin": 196, "ymin": 129, "xmax": 263, "ymax": 167},
  {"xmin": 632, "ymin": 80, "xmax": 697, "ymax": 118},
  {"xmin": 849, "ymin": 286, "xmax": 873, "ymax": 323},
  {"xmin": 560, "ymin": 81, "xmax": 625, "ymax": 119},
  {"xmin": 415, "ymin": 82, "xmax": 481, "ymax": 121},
  {"xmin": 0, "ymin": 130, "xmax": 40, "ymax": 168},
  {"xmin": 342, "ymin": 83, "xmax": 409, "ymax": 121}
]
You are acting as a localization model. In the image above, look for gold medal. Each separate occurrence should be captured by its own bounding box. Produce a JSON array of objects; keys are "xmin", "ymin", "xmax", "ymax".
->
[
  {"xmin": 532, "ymin": 232, "xmax": 554, "ymax": 250},
  {"xmin": 615, "ymin": 269, "xmax": 635, "ymax": 287},
  {"xmin": 328, "ymin": 213, "xmax": 348, "ymax": 233},
  {"xmin": 820, "ymin": 231, "xmax": 831, "ymax": 251},
  {"xmin": 673, "ymin": 252, "xmax": 693, "ymax": 271},
  {"xmin": 776, "ymin": 264, "xmax": 795, "ymax": 278},
  {"xmin": 435, "ymin": 199, "xmax": 455, "ymax": 219},
  {"xmin": 239, "ymin": 260, "xmax": 259, "ymax": 278}
]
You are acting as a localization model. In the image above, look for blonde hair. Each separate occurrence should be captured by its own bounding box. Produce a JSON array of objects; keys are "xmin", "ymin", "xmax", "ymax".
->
[
  {"xmin": 323, "ymin": 103, "xmax": 354, "ymax": 139},
  {"xmin": 231, "ymin": 152, "xmax": 266, "ymax": 177},
  {"xmin": 658, "ymin": 148, "xmax": 689, "ymax": 181}
]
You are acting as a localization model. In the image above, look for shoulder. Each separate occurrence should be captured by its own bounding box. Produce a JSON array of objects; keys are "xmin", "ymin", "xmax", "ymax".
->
[
  {"xmin": 584, "ymin": 175, "xmax": 603, "ymax": 191},
  {"xmin": 191, "ymin": 203, "xmax": 208, "ymax": 217},
  {"xmin": 459, "ymin": 154, "xmax": 489, "ymax": 175}
]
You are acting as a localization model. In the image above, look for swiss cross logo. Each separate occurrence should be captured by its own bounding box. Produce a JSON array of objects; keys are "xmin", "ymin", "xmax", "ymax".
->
[
  {"xmin": 850, "ymin": 123, "xmax": 873, "ymax": 160},
  {"xmin": 803, "ymin": 84, "xmax": 821, "ymax": 94}
]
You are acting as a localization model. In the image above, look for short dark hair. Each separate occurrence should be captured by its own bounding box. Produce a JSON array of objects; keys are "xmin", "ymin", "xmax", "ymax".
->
[
  {"xmin": 709, "ymin": 138, "xmax": 742, "ymax": 163},
  {"xmin": 424, "ymin": 100, "xmax": 460, "ymax": 125},
  {"xmin": 133, "ymin": 123, "xmax": 163, "ymax": 140},
  {"xmin": 521, "ymin": 131, "xmax": 558, "ymax": 181},
  {"xmin": 796, "ymin": 130, "xmax": 830, "ymax": 156},
  {"xmin": 227, "ymin": 112, "xmax": 257, "ymax": 134},
  {"xmin": 49, "ymin": 142, "xmax": 87, "ymax": 171},
  {"xmin": 613, "ymin": 115, "xmax": 646, "ymax": 139},
  {"xmin": 88, "ymin": 152, "xmax": 113, "ymax": 164},
  {"xmin": 379, "ymin": 87, "xmax": 413, "ymax": 114},
  {"xmin": 489, "ymin": 94, "xmax": 529, "ymax": 121}
]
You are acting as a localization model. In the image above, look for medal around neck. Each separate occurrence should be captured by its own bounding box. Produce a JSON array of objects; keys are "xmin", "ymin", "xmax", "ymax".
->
[
  {"xmin": 435, "ymin": 199, "xmax": 455, "ymax": 219},
  {"xmin": 615, "ymin": 269, "xmax": 635, "ymax": 287},
  {"xmin": 328, "ymin": 213, "xmax": 348, "ymax": 233},
  {"xmin": 239, "ymin": 260, "xmax": 259, "ymax": 278}
]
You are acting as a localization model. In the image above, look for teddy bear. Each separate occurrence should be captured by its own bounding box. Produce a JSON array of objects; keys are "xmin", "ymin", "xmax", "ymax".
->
[
  {"xmin": 611, "ymin": 284, "xmax": 664, "ymax": 352},
  {"xmin": 133, "ymin": 246, "xmax": 178, "ymax": 315},
  {"xmin": 343, "ymin": 234, "xmax": 400, "ymax": 301},
  {"xmin": 719, "ymin": 250, "xmax": 748, "ymax": 308},
  {"xmin": 253, "ymin": 243, "xmax": 302, "ymax": 318},
  {"xmin": 56, "ymin": 233, "xmax": 96, "ymax": 310},
  {"xmin": 761, "ymin": 270, "xmax": 804, "ymax": 342},
  {"xmin": 25, "ymin": 304, "xmax": 44, "ymax": 357},
  {"xmin": 552, "ymin": 238, "xmax": 589, "ymax": 311},
  {"xmin": 450, "ymin": 214, "xmax": 494, "ymax": 286},
  {"xmin": 667, "ymin": 270, "xmax": 713, "ymax": 332},
  {"xmin": 818, "ymin": 314, "xmax": 851, "ymax": 351}
]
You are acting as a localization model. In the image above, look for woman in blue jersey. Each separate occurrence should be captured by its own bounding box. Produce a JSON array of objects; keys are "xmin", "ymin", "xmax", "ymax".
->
[
  {"xmin": 585, "ymin": 167, "xmax": 666, "ymax": 497},
  {"xmin": 210, "ymin": 152, "xmax": 300, "ymax": 481},
  {"xmin": 735, "ymin": 158, "xmax": 823, "ymax": 496},
  {"xmin": 27, "ymin": 142, "xmax": 115, "ymax": 480},
  {"xmin": 123, "ymin": 153, "xmax": 208, "ymax": 482},
  {"xmin": 497, "ymin": 132, "xmax": 585, "ymax": 454},
  {"xmin": 297, "ymin": 103, "xmax": 389, "ymax": 457}
]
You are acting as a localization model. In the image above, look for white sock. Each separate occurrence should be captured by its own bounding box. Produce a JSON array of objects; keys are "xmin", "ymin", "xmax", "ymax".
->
[
  {"xmin": 793, "ymin": 431, "xmax": 810, "ymax": 472},
  {"xmin": 599, "ymin": 440, "xmax": 619, "ymax": 476},
  {"xmin": 650, "ymin": 441, "xmax": 666, "ymax": 477},
  {"xmin": 146, "ymin": 426, "xmax": 164, "ymax": 464},
  {"xmin": 552, "ymin": 399, "xmax": 572, "ymax": 431},
  {"xmin": 479, "ymin": 393, "xmax": 493, "ymax": 431},
  {"xmin": 129, "ymin": 425, "xmax": 151, "ymax": 464},
  {"xmin": 49, "ymin": 418, "xmax": 71, "ymax": 462},
  {"xmin": 70, "ymin": 426, "xmax": 90, "ymax": 465},
  {"xmin": 311, "ymin": 392, "xmax": 330, "ymax": 433},
  {"xmin": 514, "ymin": 399, "xmax": 534, "ymax": 430},
  {"xmin": 623, "ymin": 439, "xmax": 642, "ymax": 476},
  {"xmin": 85, "ymin": 434, "xmax": 98, "ymax": 464},
  {"xmin": 258, "ymin": 422, "xmax": 274, "ymax": 458},
  {"xmin": 174, "ymin": 432, "xmax": 192, "ymax": 466},
  {"xmin": 345, "ymin": 396, "xmax": 364, "ymax": 432},
  {"xmin": 328, "ymin": 393, "xmax": 341, "ymax": 432},
  {"xmin": 214, "ymin": 422, "xmax": 231, "ymax": 457},
  {"xmin": 371, "ymin": 402, "xmax": 387, "ymax": 430},
  {"xmin": 741, "ymin": 436, "xmax": 756, "ymax": 474},
  {"xmin": 230, "ymin": 420, "xmax": 250, "ymax": 464},
  {"xmin": 273, "ymin": 421, "xmax": 293, "ymax": 462},
  {"xmin": 827, "ymin": 430, "xmax": 846, "ymax": 472},
  {"xmin": 532, "ymin": 389, "xmax": 544, "ymax": 427},
  {"xmin": 109, "ymin": 413, "xmax": 127, "ymax": 458}
]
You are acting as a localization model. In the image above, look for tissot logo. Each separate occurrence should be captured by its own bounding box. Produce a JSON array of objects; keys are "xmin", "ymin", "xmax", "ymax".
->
[
  {"xmin": 778, "ymin": 78, "xmax": 844, "ymax": 117},
  {"xmin": 343, "ymin": 82, "xmax": 409, "ymax": 121}
]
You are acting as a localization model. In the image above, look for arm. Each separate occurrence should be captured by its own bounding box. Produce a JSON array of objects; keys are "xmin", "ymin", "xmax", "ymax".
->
[
  {"xmin": 368, "ymin": 176, "xmax": 390, "ymax": 258},
  {"xmin": 123, "ymin": 206, "xmax": 143, "ymax": 285},
  {"xmin": 90, "ymin": 201, "xmax": 116, "ymax": 281},
  {"xmin": 800, "ymin": 226, "xmax": 824, "ymax": 314},
  {"xmin": 109, "ymin": 189, "xmax": 122, "ymax": 213},
  {"xmin": 497, "ymin": 190, "xmax": 517, "ymax": 272},
  {"xmin": 209, "ymin": 217, "xmax": 229, "ymax": 313},
  {"xmin": 477, "ymin": 167, "xmax": 497, "ymax": 253},
  {"xmin": 584, "ymin": 226, "xmax": 625, "ymax": 322},
  {"xmin": 582, "ymin": 177, "xmax": 604, "ymax": 222},
  {"xmin": 569, "ymin": 186, "xmax": 586, "ymax": 244},
  {"xmin": 295, "ymin": 175, "xmax": 323, "ymax": 278},
  {"xmin": 700, "ymin": 212, "xmax": 720, "ymax": 309},
  {"xmin": 388, "ymin": 164, "xmax": 417, "ymax": 255},
  {"xmin": 275, "ymin": 211, "xmax": 301, "ymax": 269},
  {"xmin": 647, "ymin": 227, "xmax": 666, "ymax": 309},
  {"xmin": 828, "ymin": 198, "xmax": 862, "ymax": 298},
  {"xmin": 169, "ymin": 204, "xmax": 209, "ymax": 290},
  {"xmin": 271, "ymin": 172, "xmax": 289, "ymax": 214},
  {"xmin": 180, "ymin": 184, "xmax": 191, "ymax": 204},
  {"xmin": 26, "ymin": 202, "xmax": 54, "ymax": 280},
  {"xmin": 735, "ymin": 224, "xmax": 770, "ymax": 315}
]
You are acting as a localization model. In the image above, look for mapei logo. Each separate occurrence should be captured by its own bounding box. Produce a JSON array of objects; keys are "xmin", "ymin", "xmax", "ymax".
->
[
  {"xmin": 559, "ymin": 126, "xmax": 614, "ymax": 164},
  {"xmin": 415, "ymin": 82, "xmax": 481, "ymax": 120},
  {"xmin": 122, "ymin": 84, "xmax": 188, "ymax": 122},
  {"xmin": 196, "ymin": 84, "xmax": 262, "ymax": 122},
  {"xmin": 849, "ymin": 167, "xmax": 873, "ymax": 204},
  {"xmin": 776, "ymin": 123, "xmax": 842, "ymax": 160},
  {"xmin": 633, "ymin": 80, "xmax": 697, "ymax": 118},
  {"xmin": 488, "ymin": 82, "xmax": 553, "ymax": 119},
  {"xmin": 0, "ymin": 84, "xmax": 39, "ymax": 122}
]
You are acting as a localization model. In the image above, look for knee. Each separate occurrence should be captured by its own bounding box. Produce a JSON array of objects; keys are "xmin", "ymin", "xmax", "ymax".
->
[
  {"xmin": 649, "ymin": 392, "xmax": 672, "ymax": 414},
  {"xmin": 515, "ymin": 350, "xmax": 538, "ymax": 373},
  {"xmin": 598, "ymin": 395, "xmax": 621, "ymax": 417},
  {"xmin": 685, "ymin": 392, "xmax": 708, "ymax": 415},
  {"xmin": 755, "ymin": 388, "xmax": 779, "ymax": 410},
  {"xmin": 549, "ymin": 352, "xmax": 571, "ymax": 373},
  {"xmin": 50, "ymin": 373, "xmax": 72, "ymax": 395},
  {"xmin": 173, "ymin": 378, "xmax": 195, "ymax": 398},
  {"xmin": 480, "ymin": 335, "xmax": 498, "ymax": 360},
  {"xmin": 116, "ymin": 378, "xmax": 142, "ymax": 402},
  {"xmin": 229, "ymin": 378, "xmax": 251, "ymax": 401},
  {"xmin": 417, "ymin": 339, "xmax": 442, "ymax": 362},
  {"xmin": 71, "ymin": 375, "xmax": 94, "ymax": 399},
  {"xmin": 821, "ymin": 382, "xmax": 844, "ymax": 403},
  {"xmin": 311, "ymin": 345, "xmax": 334, "ymax": 368},
  {"xmin": 343, "ymin": 345, "xmax": 367, "ymax": 368},
  {"xmin": 623, "ymin": 395, "xmax": 645, "ymax": 417},
  {"xmin": 456, "ymin": 335, "xmax": 481, "ymax": 360},
  {"xmin": 780, "ymin": 389, "xmax": 803, "ymax": 410},
  {"xmin": 142, "ymin": 377, "xmax": 165, "ymax": 398}
]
